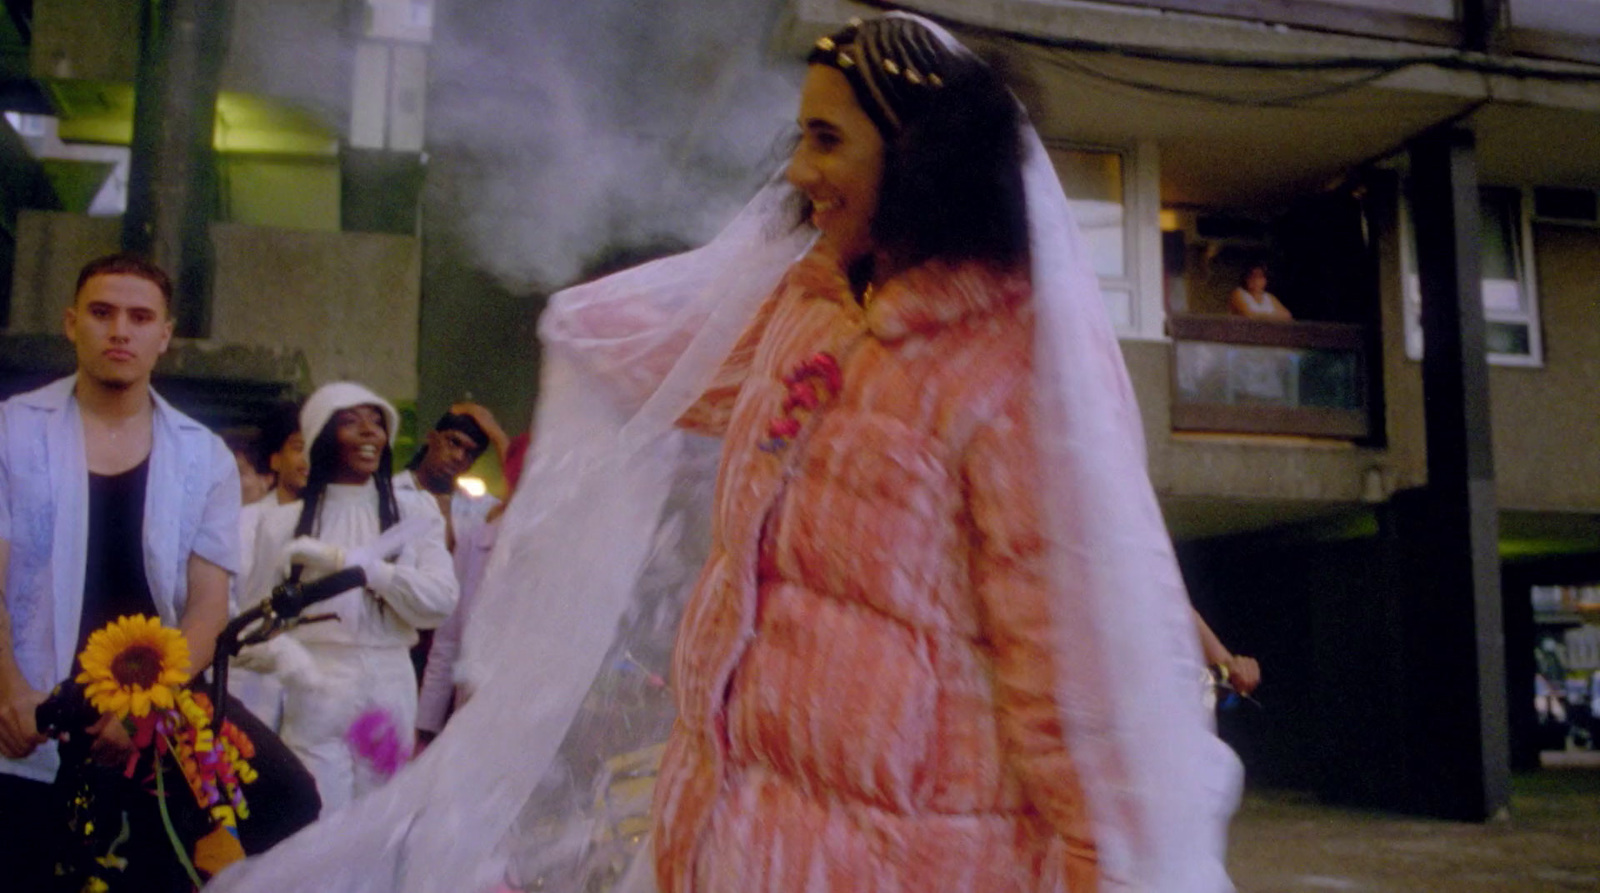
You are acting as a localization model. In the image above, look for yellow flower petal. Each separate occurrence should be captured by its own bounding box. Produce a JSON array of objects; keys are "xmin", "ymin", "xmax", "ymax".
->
[{"xmin": 149, "ymin": 686, "xmax": 174, "ymax": 710}]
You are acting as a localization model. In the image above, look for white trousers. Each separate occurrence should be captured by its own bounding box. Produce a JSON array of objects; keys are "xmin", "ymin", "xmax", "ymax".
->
[
  {"xmin": 230, "ymin": 668, "xmax": 284, "ymax": 731},
  {"xmin": 278, "ymin": 643, "xmax": 417, "ymax": 813}
]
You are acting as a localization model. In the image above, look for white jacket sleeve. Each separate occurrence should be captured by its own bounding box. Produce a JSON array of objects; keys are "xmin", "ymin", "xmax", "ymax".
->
[
  {"xmin": 240, "ymin": 504, "xmax": 296, "ymax": 612},
  {"xmin": 231, "ymin": 506, "xmax": 297, "ymax": 674},
  {"xmin": 364, "ymin": 492, "xmax": 458, "ymax": 631}
]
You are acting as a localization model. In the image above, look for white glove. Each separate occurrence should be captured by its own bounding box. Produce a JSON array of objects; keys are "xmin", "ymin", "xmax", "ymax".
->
[{"xmin": 284, "ymin": 536, "xmax": 347, "ymax": 575}]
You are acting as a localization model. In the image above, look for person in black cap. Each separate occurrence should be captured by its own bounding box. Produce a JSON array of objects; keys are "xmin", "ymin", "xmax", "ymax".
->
[
  {"xmin": 395, "ymin": 403, "xmax": 508, "ymax": 553},
  {"xmin": 393, "ymin": 403, "xmax": 509, "ymax": 682}
]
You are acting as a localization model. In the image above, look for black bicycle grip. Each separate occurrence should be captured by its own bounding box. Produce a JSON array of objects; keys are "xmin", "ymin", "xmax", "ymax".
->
[{"xmin": 34, "ymin": 677, "xmax": 99, "ymax": 738}]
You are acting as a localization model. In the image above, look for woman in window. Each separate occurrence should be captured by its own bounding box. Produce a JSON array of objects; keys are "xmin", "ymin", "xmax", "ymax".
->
[{"xmin": 1229, "ymin": 263, "xmax": 1294, "ymax": 321}]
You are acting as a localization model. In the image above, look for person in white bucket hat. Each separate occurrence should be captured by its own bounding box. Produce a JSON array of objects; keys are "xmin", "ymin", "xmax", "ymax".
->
[{"xmin": 238, "ymin": 381, "xmax": 457, "ymax": 812}]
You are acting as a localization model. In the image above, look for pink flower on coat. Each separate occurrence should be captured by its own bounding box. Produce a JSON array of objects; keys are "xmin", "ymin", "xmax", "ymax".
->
[
  {"xmin": 768, "ymin": 417, "xmax": 802, "ymax": 439},
  {"xmin": 785, "ymin": 381, "xmax": 821, "ymax": 412}
]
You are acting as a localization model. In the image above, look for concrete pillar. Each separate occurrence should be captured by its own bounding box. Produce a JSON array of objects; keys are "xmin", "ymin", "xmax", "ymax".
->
[
  {"xmin": 1402, "ymin": 126, "xmax": 1510, "ymax": 821},
  {"xmin": 1461, "ymin": 0, "xmax": 1506, "ymax": 53},
  {"xmin": 121, "ymin": 0, "xmax": 231, "ymax": 337}
]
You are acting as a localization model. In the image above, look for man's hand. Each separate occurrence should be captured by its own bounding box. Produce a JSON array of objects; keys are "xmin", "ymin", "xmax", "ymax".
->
[
  {"xmin": 0, "ymin": 681, "xmax": 47, "ymax": 758},
  {"xmin": 84, "ymin": 712, "xmax": 135, "ymax": 767},
  {"xmin": 1224, "ymin": 654, "xmax": 1262, "ymax": 697},
  {"xmin": 448, "ymin": 403, "xmax": 511, "ymax": 460}
]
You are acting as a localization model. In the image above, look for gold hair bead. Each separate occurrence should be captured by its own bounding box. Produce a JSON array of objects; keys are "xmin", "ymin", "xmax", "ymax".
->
[
  {"xmin": 905, "ymin": 68, "xmax": 923, "ymax": 84},
  {"xmin": 928, "ymin": 73, "xmax": 944, "ymax": 87},
  {"xmin": 816, "ymin": 36, "xmax": 836, "ymax": 52},
  {"xmin": 837, "ymin": 51, "xmax": 856, "ymax": 68},
  {"xmin": 883, "ymin": 59, "xmax": 900, "ymax": 75}
]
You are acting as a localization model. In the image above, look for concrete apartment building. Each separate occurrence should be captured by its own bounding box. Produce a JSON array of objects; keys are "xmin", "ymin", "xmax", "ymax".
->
[
  {"xmin": 775, "ymin": 0, "xmax": 1600, "ymax": 820},
  {"xmin": 0, "ymin": 0, "xmax": 427, "ymax": 428}
]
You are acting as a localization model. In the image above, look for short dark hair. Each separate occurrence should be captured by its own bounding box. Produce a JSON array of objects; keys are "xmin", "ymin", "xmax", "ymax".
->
[
  {"xmin": 258, "ymin": 400, "xmax": 303, "ymax": 456},
  {"xmin": 74, "ymin": 253, "xmax": 173, "ymax": 309},
  {"xmin": 808, "ymin": 18, "xmax": 1029, "ymax": 272},
  {"xmin": 221, "ymin": 427, "xmax": 270, "ymax": 475}
]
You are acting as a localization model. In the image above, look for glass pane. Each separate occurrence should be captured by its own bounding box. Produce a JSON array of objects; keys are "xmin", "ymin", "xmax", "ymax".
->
[
  {"xmin": 1486, "ymin": 322, "xmax": 1532, "ymax": 356},
  {"xmin": 1100, "ymin": 286, "xmax": 1133, "ymax": 331},
  {"xmin": 1511, "ymin": 0, "xmax": 1600, "ymax": 37},
  {"xmin": 1229, "ymin": 347, "xmax": 1296, "ymax": 406},
  {"xmin": 1299, "ymin": 351, "xmax": 1363, "ymax": 409},
  {"xmin": 1174, "ymin": 342, "xmax": 1364, "ymax": 411},
  {"xmin": 1054, "ymin": 149, "xmax": 1125, "ymax": 279},
  {"xmin": 1479, "ymin": 188, "xmax": 1521, "ymax": 283},
  {"xmin": 1055, "ymin": 149, "xmax": 1122, "ymax": 205},
  {"xmin": 1482, "ymin": 279, "xmax": 1524, "ymax": 315},
  {"xmin": 1174, "ymin": 342, "xmax": 1231, "ymax": 404}
]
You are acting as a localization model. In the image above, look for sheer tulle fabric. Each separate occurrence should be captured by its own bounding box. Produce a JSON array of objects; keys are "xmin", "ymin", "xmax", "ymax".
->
[{"xmin": 211, "ymin": 15, "xmax": 1237, "ymax": 893}]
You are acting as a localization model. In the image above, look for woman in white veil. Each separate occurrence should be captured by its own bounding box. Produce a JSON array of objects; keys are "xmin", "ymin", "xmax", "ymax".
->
[{"xmin": 213, "ymin": 12, "xmax": 1237, "ymax": 893}]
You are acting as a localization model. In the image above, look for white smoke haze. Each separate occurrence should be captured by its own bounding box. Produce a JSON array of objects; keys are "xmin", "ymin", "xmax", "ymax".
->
[{"xmin": 426, "ymin": 0, "xmax": 803, "ymax": 293}]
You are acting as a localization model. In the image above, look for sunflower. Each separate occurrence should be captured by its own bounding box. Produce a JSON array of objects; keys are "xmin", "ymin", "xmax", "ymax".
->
[{"xmin": 75, "ymin": 615, "xmax": 191, "ymax": 719}]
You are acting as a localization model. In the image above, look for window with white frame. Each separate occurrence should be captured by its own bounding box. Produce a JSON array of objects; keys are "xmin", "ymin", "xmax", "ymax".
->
[
  {"xmin": 1401, "ymin": 185, "xmax": 1543, "ymax": 366},
  {"xmin": 1048, "ymin": 142, "xmax": 1164, "ymax": 340}
]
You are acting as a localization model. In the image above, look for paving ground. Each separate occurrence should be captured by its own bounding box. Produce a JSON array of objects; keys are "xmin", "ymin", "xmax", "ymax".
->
[{"xmin": 1226, "ymin": 755, "xmax": 1600, "ymax": 892}]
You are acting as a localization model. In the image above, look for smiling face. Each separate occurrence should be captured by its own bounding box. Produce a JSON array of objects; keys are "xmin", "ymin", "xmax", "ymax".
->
[
  {"xmin": 787, "ymin": 65, "xmax": 886, "ymax": 268},
  {"xmin": 270, "ymin": 431, "xmax": 309, "ymax": 497},
  {"xmin": 65, "ymin": 273, "xmax": 173, "ymax": 390},
  {"xmin": 329, "ymin": 405, "xmax": 388, "ymax": 485}
]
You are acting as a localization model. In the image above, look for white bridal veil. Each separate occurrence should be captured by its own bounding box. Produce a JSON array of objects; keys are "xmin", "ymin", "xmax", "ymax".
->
[{"xmin": 212, "ymin": 13, "xmax": 1238, "ymax": 893}]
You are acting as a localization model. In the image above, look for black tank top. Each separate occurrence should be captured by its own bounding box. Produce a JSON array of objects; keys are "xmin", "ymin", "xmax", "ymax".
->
[{"xmin": 74, "ymin": 457, "xmax": 159, "ymax": 668}]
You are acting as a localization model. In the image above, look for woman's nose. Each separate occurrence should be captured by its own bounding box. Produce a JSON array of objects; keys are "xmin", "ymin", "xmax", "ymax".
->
[{"xmin": 786, "ymin": 154, "xmax": 817, "ymax": 190}]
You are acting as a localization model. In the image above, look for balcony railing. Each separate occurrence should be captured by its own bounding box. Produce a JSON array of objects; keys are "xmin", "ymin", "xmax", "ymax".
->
[{"xmin": 1169, "ymin": 315, "xmax": 1372, "ymax": 439}]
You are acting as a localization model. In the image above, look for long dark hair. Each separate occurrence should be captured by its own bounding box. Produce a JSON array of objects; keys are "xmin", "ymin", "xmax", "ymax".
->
[
  {"xmin": 806, "ymin": 17, "xmax": 1028, "ymax": 272},
  {"xmin": 293, "ymin": 414, "xmax": 401, "ymax": 539}
]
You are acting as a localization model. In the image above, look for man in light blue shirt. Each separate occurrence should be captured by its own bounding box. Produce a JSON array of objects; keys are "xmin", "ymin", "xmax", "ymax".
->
[{"xmin": 0, "ymin": 253, "xmax": 239, "ymax": 888}]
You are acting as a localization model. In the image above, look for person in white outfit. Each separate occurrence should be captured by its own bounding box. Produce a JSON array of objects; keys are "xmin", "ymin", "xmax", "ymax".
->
[
  {"xmin": 239, "ymin": 382, "xmax": 457, "ymax": 812},
  {"xmin": 393, "ymin": 403, "xmax": 506, "ymax": 554},
  {"xmin": 233, "ymin": 401, "xmax": 308, "ymax": 730}
]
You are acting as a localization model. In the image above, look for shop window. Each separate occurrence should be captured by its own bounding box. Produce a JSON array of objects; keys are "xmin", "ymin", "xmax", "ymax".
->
[{"xmin": 1402, "ymin": 185, "xmax": 1544, "ymax": 366}]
